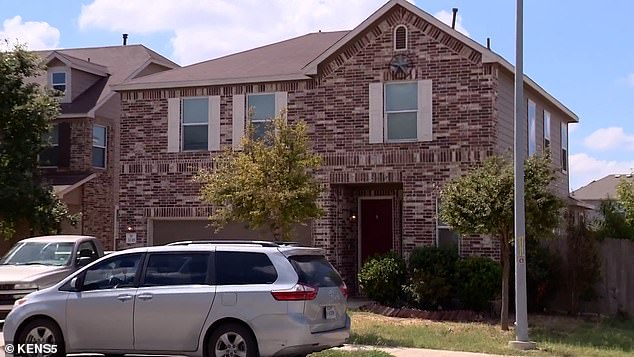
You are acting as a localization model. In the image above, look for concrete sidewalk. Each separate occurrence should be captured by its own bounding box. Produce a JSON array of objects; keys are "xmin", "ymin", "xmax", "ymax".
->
[{"xmin": 337, "ymin": 344, "xmax": 515, "ymax": 357}]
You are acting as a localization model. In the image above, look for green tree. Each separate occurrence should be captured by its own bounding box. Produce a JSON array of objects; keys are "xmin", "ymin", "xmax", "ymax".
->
[
  {"xmin": 616, "ymin": 177, "xmax": 634, "ymax": 230},
  {"xmin": 196, "ymin": 110, "xmax": 324, "ymax": 241},
  {"xmin": 439, "ymin": 154, "xmax": 564, "ymax": 330},
  {"xmin": 0, "ymin": 43, "xmax": 77, "ymax": 239}
]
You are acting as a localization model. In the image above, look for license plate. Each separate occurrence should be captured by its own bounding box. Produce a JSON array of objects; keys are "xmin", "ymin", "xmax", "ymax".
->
[{"xmin": 325, "ymin": 306, "xmax": 337, "ymax": 320}]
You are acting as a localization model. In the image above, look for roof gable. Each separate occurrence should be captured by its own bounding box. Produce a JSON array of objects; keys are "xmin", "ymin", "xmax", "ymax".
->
[
  {"xmin": 44, "ymin": 51, "xmax": 109, "ymax": 77},
  {"xmin": 572, "ymin": 174, "xmax": 634, "ymax": 201}
]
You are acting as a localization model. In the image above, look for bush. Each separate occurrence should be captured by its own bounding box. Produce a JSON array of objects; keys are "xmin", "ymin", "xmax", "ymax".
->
[
  {"xmin": 405, "ymin": 246, "xmax": 459, "ymax": 309},
  {"xmin": 358, "ymin": 252, "xmax": 406, "ymax": 305},
  {"xmin": 525, "ymin": 238, "xmax": 561, "ymax": 312},
  {"xmin": 455, "ymin": 256, "xmax": 501, "ymax": 311}
]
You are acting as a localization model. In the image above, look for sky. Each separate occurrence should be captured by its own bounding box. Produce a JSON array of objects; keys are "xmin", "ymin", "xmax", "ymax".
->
[{"xmin": 1, "ymin": 0, "xmax": 633, "ymax": 191}]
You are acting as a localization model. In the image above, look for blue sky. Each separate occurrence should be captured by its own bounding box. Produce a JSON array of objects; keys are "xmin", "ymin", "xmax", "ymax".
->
[{"xmin": 2, "ymin": 0, "xmax": 633, "ymax": 191}]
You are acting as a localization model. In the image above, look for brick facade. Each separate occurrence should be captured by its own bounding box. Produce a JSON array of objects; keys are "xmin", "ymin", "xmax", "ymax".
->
[{"xmin": 116, "ymin": 4, "xmax": 570, "ymax": 290}]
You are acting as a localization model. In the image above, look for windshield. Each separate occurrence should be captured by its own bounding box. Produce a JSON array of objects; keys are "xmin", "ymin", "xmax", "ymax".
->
[{"xmin": 0, "ymin": 242, "xmax": 74, "ymax": 266}]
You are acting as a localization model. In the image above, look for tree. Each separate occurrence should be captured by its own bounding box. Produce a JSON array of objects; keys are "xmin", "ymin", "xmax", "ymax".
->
[
  {"xmin": 0, "ymin": 43, "xmax": 77, "ymax": 239},
  {"xmin": 439, "ymin": 154, "xmax": 564, "ymax": 330},
  {"xmin": 196, "ymin": 110, "xmax": 324, "ymax": 241},
  {"xmin": 616, "ymin": 177, "xmax": 634, "ymax": 231}
]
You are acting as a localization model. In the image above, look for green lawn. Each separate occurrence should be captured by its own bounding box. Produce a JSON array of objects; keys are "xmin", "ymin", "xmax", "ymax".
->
[{"xmin": 348, "ymin": 311, "xmax": 634, "ymax": 357}]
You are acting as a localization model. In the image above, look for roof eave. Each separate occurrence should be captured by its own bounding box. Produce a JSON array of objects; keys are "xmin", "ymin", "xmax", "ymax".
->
[{"xmin": 113, "ymin": 73, "xmax": 312, "ymax": 91}]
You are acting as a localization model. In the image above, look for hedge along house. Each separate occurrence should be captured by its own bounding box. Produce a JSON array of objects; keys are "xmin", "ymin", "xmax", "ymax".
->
[{"xmin": 114, "ymin": 0, "xmax": 578, "ymax": 292}]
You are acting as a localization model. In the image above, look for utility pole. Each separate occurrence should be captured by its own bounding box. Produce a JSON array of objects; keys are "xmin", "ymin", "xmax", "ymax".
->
[{"xmin": 509, "ymin": 0, "xmax": 536, "ymax": 350}]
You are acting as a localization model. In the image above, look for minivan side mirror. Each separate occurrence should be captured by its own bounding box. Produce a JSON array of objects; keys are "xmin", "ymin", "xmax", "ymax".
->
[{"xmin": 70, "ymin": 277, "xmax": 78, "ymax": 289}]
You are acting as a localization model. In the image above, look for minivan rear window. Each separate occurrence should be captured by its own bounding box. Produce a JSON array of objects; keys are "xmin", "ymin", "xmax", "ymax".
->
[{"xmin": 288, "ymin": 255, "xmax": 343, "ymax": 287}]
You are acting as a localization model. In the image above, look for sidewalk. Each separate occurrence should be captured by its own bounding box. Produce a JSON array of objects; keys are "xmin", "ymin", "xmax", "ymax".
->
[{"xmin": 337, "ymin": 344, "xmax": 515, "ymax": 357}]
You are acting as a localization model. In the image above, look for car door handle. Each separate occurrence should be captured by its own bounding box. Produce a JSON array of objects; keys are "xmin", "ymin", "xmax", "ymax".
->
[
  {"xmin": 137, "ymin": 293, "xmax": 153, "ymax": 301},
  {"xmin": 117, "ymin": 294, "xmax": 133, "ymax": 302}
]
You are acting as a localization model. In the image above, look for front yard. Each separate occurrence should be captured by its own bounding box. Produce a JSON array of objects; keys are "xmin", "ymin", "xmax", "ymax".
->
[{"xmin": 339, "ymin": 311, "xmax": 633, "ymax": 357}]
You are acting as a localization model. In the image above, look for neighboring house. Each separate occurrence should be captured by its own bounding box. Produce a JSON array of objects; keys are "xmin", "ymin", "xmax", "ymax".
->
[
  {"xmin": 571, "ymin": 173, "xmax": 634, "ymax": 211},
  {"xmin": 33, "ymin": 44, "xmax": 178, "ymax": 250},
  {"xmin": 113, "ymin": 0, "xmax": 578, "ymax": 291}
]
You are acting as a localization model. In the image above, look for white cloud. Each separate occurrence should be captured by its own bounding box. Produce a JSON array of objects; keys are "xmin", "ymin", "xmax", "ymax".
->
[
  {"xmin": 570, "ymin": 153, "xmax": 634, "ymax": 190},
  {"xmin": 0, "ymin": 16, "xmax": 60, "ymax": 50},
  {"xmin": 583, "ymin": 127, "xmax": 634, "ymax": 151},
  {"xmin": 433, "ymin": 10, "xmax": 470, "ymax": 37},
  {"xmin": 78, "ymin": 0, "xmax": 412, "ymax": 65}
]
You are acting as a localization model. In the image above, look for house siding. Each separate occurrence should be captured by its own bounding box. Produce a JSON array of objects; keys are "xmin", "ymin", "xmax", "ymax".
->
[{"xmin": 70, "ymin": 69, "xmax": 100, "ymax": 101}]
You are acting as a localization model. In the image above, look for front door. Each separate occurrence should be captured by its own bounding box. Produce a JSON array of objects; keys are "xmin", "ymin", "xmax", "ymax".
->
[{"xmin": 360, "ymin": 198, "xmax": 393, "ymax": 265}]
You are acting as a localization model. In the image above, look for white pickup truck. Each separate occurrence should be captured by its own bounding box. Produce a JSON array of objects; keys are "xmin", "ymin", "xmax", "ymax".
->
[{"xmin": 0, "ymin": 235, "xmax": 104, "ymax": 321}]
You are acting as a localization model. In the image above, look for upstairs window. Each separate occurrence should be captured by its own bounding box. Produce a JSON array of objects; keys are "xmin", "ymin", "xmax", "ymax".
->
[
  {"xmin": 92, "ymin": 125, "xmax": 107, "ymax": 168},
  {"xmin": 247, "ymin": 93, "xmax": 275, "ymax": 140},
  {"xmin": 385, "ymin": 82, "xmax": 418, "ymax": 141},
  {"xmin": 561, "ymin": 123, "xmax": 568, "ymax": 172},
  {"xmin": 51, "ymin": 72, "xmax": 66, "ymax": 93},
  {"xmin": 543, "ymin": 110, "xmax": 551, "ymax": 151},
  {"xmin": 528, "ymin": 99, "xmax": 536, "ymax": 156},
  {"xmin": 394, "ymin": 25, "xmax": 408, "ymax": 51},
  {"xmin": 182, "ymin": 98, "xmax": 209, "ymax": 151},
  {"xmin": 39, "ymin": 124, "xmax": 59, "ymax": 166}
]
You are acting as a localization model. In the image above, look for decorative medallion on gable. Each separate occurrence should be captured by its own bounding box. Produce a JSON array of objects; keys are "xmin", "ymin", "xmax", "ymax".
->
[{"xmin": 389, "ymin": 53, "xmax": 414, "ymax": 80}]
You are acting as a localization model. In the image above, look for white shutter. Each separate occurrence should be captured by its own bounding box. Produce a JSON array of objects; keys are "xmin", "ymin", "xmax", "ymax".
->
[
  {"xmin": 232, "ymin": 94, "xmax": 245, "ymax": 150},
  {"xmin": 167, "ymin": 97, "xmax": 181, "ymax": 152},
  {"xmin": 275, "ymin": 91, "xmax": 288, "ymax": 121},
  {"xmin": 208, "ymin": 96, "xmax": 221, "ymax": 151},
  {"xmin": 418, "ymin": 79, "xmax": 433, "ymax": 142},
  {"xmin": 368, "ymin": 82, "xmax": 384, "ymax": 144}
]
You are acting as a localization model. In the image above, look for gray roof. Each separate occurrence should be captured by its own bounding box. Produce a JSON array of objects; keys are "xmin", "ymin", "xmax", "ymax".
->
[
  {"xmin": 571, "ymin": 174, "xmax": 634, "ymax": 201},
  {"xmin": 33, "ymin": 45, "xmax": 178, "ymax": 115},
  {"xmin": 116, "ymin": 31, "xmax": 348, "ymax": 88}
]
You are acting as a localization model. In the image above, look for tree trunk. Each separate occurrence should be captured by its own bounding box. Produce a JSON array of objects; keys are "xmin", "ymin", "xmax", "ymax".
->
[{"xmin": 500, "ymin": 233, "xmax": 510, "ymax": 331}]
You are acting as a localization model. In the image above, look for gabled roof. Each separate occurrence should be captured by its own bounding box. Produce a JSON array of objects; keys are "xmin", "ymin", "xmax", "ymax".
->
[
  {"xmin": 113, "ymin": 0, "xmax": 577, "ymax": 122},
  {"xmin": 34, "ymin": 45, "xmax": 179, "ymax": 116},
  {"xmin": 113, "ymin": 31, "xmax": 348, "ymax": 89},
  {"xmin": 572, "ymin": 174, "xmax": 634, "ymax": 201}
]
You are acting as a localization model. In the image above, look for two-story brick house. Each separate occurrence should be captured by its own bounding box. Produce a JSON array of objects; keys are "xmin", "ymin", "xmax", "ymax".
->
[
  {"xmin": 114, "ymin": 0, "xmax": 577, "ymax": 290},
  {"xmin": 32, "ymin": 44, "xmax": 178, "ymax": 250}
]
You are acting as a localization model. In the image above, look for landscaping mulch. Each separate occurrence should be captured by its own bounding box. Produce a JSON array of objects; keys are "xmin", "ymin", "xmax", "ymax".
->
[{"xmin": 359, "ymin": 302, "xmax": 488, "ymax": 323}]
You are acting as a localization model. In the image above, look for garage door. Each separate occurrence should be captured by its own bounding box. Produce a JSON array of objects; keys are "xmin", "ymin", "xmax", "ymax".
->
[{"xmin": 150, "ymin": 220, "xmax": 312, "ymax": 246}]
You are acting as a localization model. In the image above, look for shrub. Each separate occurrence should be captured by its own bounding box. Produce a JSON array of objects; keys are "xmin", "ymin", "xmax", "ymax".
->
[
  {"xmin": 358, "ymin": 252, "xmax": 406, "ymax": 305},
  {"xmin": 455, "ymin": 256, "xmax": 501, "ymax": 311},
  {"xmin": 525, "ymin": 238, "xmax": 561, "ymax": 312},
  {"xmin": 405, "ymin": 246, "xmax": 459, "ymax": 309}
]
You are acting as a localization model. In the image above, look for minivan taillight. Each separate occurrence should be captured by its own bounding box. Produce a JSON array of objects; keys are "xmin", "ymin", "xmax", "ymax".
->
[
  {"xmin": 339, "ymin": 282, "xmax": 348, "ymax": 299},
  {"xmin": 271, "ymin": 284, "xmax": 318, "ymax": 301}
]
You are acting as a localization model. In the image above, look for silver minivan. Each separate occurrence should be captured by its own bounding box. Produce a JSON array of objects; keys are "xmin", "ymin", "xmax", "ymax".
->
[{"xmin": 3, "ymin": 241, "xmax": 350, "ymax": 357}]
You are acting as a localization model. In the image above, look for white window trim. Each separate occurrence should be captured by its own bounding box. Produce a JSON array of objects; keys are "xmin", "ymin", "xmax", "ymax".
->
[
  {"xmin": 38, "ymin": 124, "xmax": 60, "ymax": 168},
  {"xmin": 48, "ymin": 66, "xmax": 71, "ymax": 103},
  {"xmin": 92, "ymin": 125, "xmax": 107, "ymax": 169},
  {"xmin": 394, "ymin": 25, "xmax": 408, "ymax": 51},
  {"xmin": 384, "ymin": 81, "xmax": 418, "ymax": 143},
  {"xmin": 543, "ymin": 110, "xmax": 551, "ymax": 150},
  {"xmin": 561, "ymin": 122, "xmax": 568, "ymax": 173},
  {"xmin": 180, "ymin": 97, "xmax": 209, "ymax": 152}
]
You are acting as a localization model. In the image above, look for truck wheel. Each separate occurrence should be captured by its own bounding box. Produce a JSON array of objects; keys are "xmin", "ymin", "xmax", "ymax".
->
[
  {"xmin": 208, "ymin": 323, "xmax": 257, "ymax": 357},
  {"xmin": 17, "ymin": 318, "xmax": 65, "ymax": 357}
]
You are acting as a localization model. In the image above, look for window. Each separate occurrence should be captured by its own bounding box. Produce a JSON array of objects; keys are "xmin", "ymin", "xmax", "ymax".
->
[
  {"xmin": 394, "ymin": 25, "xmax": 408, "ymax": 50},
  {"xmin": 51, "ymin": 72, "xmax": 66, "ymax": 93},
  {"xmin": 385, "ymin": 82, "xmax": 418, "ymax": 141},
  {"xmin": 528, "ymin": 100, "xmax": 536, "ymax": 156},
  {"xmin": 92, "ymin": 125, "xmax": 107, "ymax": 168},
  {"xmin": 543, "ymin": 110, "xmax": 551, "ymax": 151},
  {"xmin": 81, "ymin": 253, "xmax": 142, "ymax": 291},
  {"xmin": 39, "ymin": 124, "xmax": 59, "ymax": 166},
  {"xmin": 288, "ymin": 255, "xmax": 343, "ymax": 288},
  {"xmin": 181, "ymin": 98, "xmax": 209, "ymax": 151},
  {"xmin": 561, "ymin": 123, "xmax": 568, "ymax": 172},
  {"xmin": 247, "ymin": 94, "xmax": 275, "ymax": 140},
  {"xmin": 216, "ymin": 251, "xmax": 278, "ymax": 285},
  {"xmin": 143, "ymin": 253, "xmax": 209, "ymax": 286},
  {"xmin": 437, "ymin": 199, "xmax": 459, "ymax": 253}
]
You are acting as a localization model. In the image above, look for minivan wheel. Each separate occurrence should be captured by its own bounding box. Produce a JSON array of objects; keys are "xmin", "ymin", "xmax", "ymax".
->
[
  {"xmin": 208, "ymin": 323, "xmax": 257, "ymax": 357},
  {"xmin": 17, "ymin": 318, "xmax": 65, "ymax": 357}
]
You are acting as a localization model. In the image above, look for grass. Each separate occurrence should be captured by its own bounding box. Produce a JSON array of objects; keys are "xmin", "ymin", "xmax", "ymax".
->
[{"xmin": 348, "ymin": 311, "xmax": 634, "ymax": 356}]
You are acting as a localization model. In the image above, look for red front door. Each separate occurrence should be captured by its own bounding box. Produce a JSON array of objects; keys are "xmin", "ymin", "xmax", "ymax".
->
[{"xmin": 360, "ymin": 198, "xmax": 393, "ymax": 264}]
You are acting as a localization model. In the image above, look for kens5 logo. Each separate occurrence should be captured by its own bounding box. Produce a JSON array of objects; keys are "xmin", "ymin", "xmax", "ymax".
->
[{"xmin": 4, "ymin": 344, "xmax": 58, "ymax": 354}]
